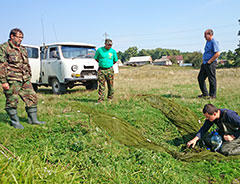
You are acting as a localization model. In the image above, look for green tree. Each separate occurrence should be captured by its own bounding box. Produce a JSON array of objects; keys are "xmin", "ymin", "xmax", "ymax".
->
[
  {"xmin": 138, "ymin": 49, "xmax": 149, "ymax": 56},
  {"xmin": 219, "ymin": 51, "xmax": 227, "ymax": 60},
  {"xmin": 182, "ymin": 51, "xmax": 202, "ymax": 68},
  {"xmin": 169, "ymin": 56, "xmax": 177, "ymax": 65},
  {"xmin": 151, "ymin": 49, "xmax": 162, "ymax": 60},
  {"xmin": 233, "ymin": 48, "xmax": 240, "ymax": 66},
  {"xmin": 227, "ymin": 50, "xmax": 235, "ymax": 61},
  {"xmin": 117, "ymin": 51, "xmax": 124, "ymax": 62},
  {"xmin": 124, "ymin": 46, "xmax": 138, "ymax": 62}
]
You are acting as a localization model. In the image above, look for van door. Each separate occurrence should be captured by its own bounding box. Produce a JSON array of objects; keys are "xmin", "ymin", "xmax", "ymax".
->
[
  {"xmin": 26, "ymin": 46, "xmax": 41, "ymax": 83},
  {"xmin": 41, "ymin": 46, "xmax": 63, "ymax": 84}
]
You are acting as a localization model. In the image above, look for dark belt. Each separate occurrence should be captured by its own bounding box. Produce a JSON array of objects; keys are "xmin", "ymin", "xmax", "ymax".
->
[{"xmin": 99, "ymin": 66, "xmax": 112, "ymax": 70}]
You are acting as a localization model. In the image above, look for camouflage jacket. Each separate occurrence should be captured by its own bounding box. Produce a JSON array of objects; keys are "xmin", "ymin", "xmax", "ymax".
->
[{"xmin": 0, "ymin": 40, "xmax": 32, "ymax": 84}]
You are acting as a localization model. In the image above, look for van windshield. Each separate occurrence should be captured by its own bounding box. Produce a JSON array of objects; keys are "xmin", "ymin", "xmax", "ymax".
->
[{"xmin": 61, "ymin": 46, "xmax": 96, "ymax": 59}]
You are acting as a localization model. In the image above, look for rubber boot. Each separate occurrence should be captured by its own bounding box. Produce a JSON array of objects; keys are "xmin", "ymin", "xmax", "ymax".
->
[
  {"xmin": 26, "ymin": 107, "xmax": 45, "ymax": 125},
  {"xmin": 5, "ymin": 108, "xmax": 24, "ymax": 129}
]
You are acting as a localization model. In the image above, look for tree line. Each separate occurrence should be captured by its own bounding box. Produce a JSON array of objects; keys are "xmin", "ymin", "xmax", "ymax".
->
[{"xmin": 117, "ymin": 46, "xmax": 240, "ymax": 68}]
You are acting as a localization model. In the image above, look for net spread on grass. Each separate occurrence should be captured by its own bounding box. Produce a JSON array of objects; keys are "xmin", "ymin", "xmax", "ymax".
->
[
  {"xmin": 144, "ymin": 95, "xmax": 200, "ymax": 136},
  {"xmin": 78, "ymin": 96, "xmax": 240, "ymax": 162},
  {"xmin": 78, "ymin": 105, "xmax": 166, "ymax": 152}
]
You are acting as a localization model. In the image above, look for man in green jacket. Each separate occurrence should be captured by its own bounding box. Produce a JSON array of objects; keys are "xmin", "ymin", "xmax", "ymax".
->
[
  {"xmin": 0, "ymin": 28, "xmax": 45, "ymax": 129},
  {"xmin": 94, "ymin": 39, "xmax": 118, "ymax": 103}
]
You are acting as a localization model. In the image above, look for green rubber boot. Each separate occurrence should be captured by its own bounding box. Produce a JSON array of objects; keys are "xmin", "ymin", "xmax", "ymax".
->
[
  {"xmin": 26, "ymin": 107, "xmax": 46, "ymax": 125},
  {"xmin": 5, "ymin": 108, "xmax": 24, "ymax": 129}
]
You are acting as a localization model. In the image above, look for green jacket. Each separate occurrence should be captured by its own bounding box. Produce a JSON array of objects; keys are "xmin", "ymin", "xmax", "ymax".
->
[{"xmin": 0, "ymin": 40, "xmax": 31, "ymax": 84}]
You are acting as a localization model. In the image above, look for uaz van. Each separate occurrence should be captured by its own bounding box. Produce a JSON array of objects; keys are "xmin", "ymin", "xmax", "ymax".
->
[{"xmin": 24, "ymin": 42, "xmax": 99, "ymax": 94}]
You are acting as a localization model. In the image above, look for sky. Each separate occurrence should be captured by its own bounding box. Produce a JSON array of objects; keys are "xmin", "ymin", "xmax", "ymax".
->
[{"xmin": 0, "ymin": 0, "xmax": 239, "ymax": 53}]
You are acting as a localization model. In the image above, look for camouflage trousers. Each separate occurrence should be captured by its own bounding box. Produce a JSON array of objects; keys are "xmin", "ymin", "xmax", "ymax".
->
[
  {"xmin": 203, "ymin": 132, "xmax": 240, "ymax": 156},
  {"xmin": 98, "ymin": 67, "xmax": 114, "ymax": 101},
  {"xmin": 3, "ymin": 80, "xmax": 37, "ymax": 109}
]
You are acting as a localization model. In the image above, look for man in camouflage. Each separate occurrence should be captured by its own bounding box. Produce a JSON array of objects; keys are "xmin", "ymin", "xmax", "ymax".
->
[
  {"xmin": 94, "ymin": 39, "xmax": 118, "ymax": 102},
  {"xmin": 0, "ymin": 28, "xmax": 45, "ymax": 129}
]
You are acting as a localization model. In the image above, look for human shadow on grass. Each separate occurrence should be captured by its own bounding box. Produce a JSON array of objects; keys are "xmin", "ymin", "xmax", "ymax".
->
[
  {"xmin": 161, "ymin": 93, "xmax": 206, "ymax": 100},
  {"xmin": 70, "ymin": 98, "xmax": 97, "ymax": 103},
  {"xmin": 161, "ymin": 94, "xmax": 182, "ymax": 98},
  {"xmin": 36, "ymin": 88, "xmax": 88, "ymax": 95}
]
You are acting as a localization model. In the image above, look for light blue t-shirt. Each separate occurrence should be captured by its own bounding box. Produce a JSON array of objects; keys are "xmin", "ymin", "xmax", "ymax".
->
[
  {"xmin": 203, "ymin": 38, "xmax": 220, "ymax": 64},
  {"xmin": 94, "ymin": 47, "xmax": 118, "ymax": 68}
]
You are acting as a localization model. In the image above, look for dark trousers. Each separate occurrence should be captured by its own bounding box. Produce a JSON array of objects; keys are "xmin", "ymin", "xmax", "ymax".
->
[{"xmin": 197, "ymin": 62, "xmax": 217, "ymax": 97}]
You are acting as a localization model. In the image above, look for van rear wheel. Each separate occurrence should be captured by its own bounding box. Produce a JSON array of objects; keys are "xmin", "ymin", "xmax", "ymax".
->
[
  {"xmin": 32, "ymin": 84, "xmax": 38, "ymax": 92},
  {"xmin": 52, "ymin": 78, "xmax": 66, "ymax": 94}
]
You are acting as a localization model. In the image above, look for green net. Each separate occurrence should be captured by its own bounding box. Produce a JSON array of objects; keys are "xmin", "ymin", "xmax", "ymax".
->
[
  {"xmin": 77, "ymin": 96, "xmax": 240, "ymax": 162},
  {"xmin": 143, "ymin": 95, "xmax": 240, "ymax": 161},
  {"xmin": 144, "ymin": 95, "xmax": 200, "ymax": 136},
  {"xmin": 78, "ymin": 105, "xmax": 166, "ymax": 152}
]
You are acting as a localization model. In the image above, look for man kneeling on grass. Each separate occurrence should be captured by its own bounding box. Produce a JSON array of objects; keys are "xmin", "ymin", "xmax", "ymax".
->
[{"xmin": 187, "ymin": 104, "xmax": 240, "ymax": 156}]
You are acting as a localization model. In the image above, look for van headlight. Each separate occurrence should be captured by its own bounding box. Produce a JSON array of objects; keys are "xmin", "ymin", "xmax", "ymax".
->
[{"xmin": 71, "ymin": 65, "xmax": 78, "ymax": 72}]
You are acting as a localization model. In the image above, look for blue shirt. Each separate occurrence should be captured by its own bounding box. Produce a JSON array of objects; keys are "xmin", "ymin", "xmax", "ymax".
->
[{"xmin": 203, "ymin": 38, "xmax": 220, "ymax": 64}]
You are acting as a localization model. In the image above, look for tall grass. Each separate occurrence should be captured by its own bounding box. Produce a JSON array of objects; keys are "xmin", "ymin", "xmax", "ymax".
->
[{"xmin": 0, "ymin": 65, "xmax": 240, "ymax": 183}]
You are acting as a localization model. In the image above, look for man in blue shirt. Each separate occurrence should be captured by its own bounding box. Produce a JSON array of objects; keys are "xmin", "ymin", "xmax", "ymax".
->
[
  {"xmin": 187, "ymin": 104, "xmax": 240, "ymax": 156},
  {"xmin": 198, "ymin": 29, "xmax": 220, "ymax": 99},
  {"xmin": 94, "ymin": 39, "xmax": 118, "ymax": 103}
]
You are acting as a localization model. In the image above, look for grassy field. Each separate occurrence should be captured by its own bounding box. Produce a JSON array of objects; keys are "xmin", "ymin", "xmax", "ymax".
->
[{"xmin": 0, "ymin": 65, "xmax": 240, "ymax": 183}]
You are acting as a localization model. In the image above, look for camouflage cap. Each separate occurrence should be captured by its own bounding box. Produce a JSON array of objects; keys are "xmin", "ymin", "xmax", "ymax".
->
[{"xmin": 105, "ymin": 39, "xmax": 113, "ymax": 45}]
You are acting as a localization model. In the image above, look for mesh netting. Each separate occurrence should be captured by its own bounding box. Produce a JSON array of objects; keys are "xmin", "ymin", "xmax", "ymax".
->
[{"xmin": 77, "ymin": 96, "xmax": 240, "ymax": 162}]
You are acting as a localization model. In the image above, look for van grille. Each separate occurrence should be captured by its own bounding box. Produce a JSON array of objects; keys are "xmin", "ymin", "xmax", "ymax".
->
[
  {"xmin": 84, "ymin": 65, "xmax": 94, "ymax": 69},
  {"xmin": 80, "ymin": 70, "xmax": 97, "ymax": 78}
]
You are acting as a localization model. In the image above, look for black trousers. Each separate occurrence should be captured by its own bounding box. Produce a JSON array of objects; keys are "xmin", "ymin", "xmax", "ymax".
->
[{"xmin": 197, "ymin": 62, "xmax": 217, "ymax": 97}]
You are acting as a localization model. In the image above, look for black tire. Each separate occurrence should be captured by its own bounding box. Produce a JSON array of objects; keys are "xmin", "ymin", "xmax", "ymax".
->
[
  {"xmin": 51, "ymin": 78, "xmax": 66, "ymax": 94},
  {"xmin": 32, "ymin": 84, "xmax": 38, "ymax": 92},
  {"xmin": 85, "ymin": 80, "xmax": 98, "ymax": 90}
]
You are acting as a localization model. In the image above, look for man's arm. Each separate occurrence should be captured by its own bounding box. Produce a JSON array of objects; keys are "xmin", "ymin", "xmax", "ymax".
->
[
  {"xmin": 0, "ymin": 45, "xmax": 9, "ymax": 90},
  {"xmin": 228, "ymin": 111, "xmax": 240, "ymax": 139},
  {"xmin": 94, "ymin": 49, "xmax": 99, "ymax": 63},
  {"xmin": 207, "ymin": 51, "xmax": 220, "ymax": 64},
  {"xmin": 113, "ymin": 50, "xmax": 118, "ymax": 64},
  {"xmin": 187, "ymin": 136, "xmax": 200, "ymax": 148},
  {"xmin": 186, "ymin": 120, "xmax": 212, "ymax": 148}
]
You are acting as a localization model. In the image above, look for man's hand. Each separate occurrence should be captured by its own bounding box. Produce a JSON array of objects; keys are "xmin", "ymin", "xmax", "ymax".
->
[
  {"xmin": 187, "ymin": 136, "xmax": 200, "ymax": 148},
  {"xmin": 2, "ymin": 83, "xmax": 9, "ymax": 90},
  {"xmin": 207, "ymin": 60, "xmax": 212, "ymax": 64},
  {"xmin": 207, "ymin": 51, "xmax": 220, "ymax": 64},
  {"xmin": 223, "ymin": 135, "xmax": 235, "ymax": 142}
]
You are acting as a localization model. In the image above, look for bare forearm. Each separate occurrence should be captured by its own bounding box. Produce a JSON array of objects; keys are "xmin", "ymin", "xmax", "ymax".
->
[{"xmin": 208, "ymin": 52, "xmax": 220, "ymax": 63}]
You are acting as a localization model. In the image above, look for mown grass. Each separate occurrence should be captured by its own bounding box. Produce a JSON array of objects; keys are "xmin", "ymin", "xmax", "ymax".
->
[{"xmin": 0, "ymin": 65, "xmax": 240, "ymax": 183}]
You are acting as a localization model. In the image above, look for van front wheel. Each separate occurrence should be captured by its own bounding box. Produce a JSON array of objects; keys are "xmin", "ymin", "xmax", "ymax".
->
[{"xmin": 52, "ymin": 78, "xmax": 66, "ymax": 94}]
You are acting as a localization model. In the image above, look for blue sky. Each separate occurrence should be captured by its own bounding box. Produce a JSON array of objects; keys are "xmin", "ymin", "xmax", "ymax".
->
[{"xmin": 0, "ymin": 0, "xmax": 239, "ymax": 52}]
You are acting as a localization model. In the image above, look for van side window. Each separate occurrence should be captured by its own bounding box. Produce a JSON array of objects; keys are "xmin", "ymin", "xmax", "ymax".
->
[
  {"xmin": 26, "ymin": 47, "xmax": 39, "ymax": 59},
  {"xmin": 49, "ymin": 47, "xmax": 59, "ymax": 59}
]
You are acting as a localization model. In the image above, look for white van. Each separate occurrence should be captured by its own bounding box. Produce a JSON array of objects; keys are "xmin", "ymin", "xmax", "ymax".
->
[{"xmin": 24, "ymin": 42, "xmax": 99, "ymax": 94}]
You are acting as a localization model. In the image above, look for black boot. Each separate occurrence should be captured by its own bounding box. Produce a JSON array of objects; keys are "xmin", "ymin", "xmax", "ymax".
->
[
  {"xmin": 25, "ymin": 107, "xmax": 45, "ymax": 125},
  {"xmin": 5, "ymin": 108, "xmax": 24, "ymax": 129}
]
